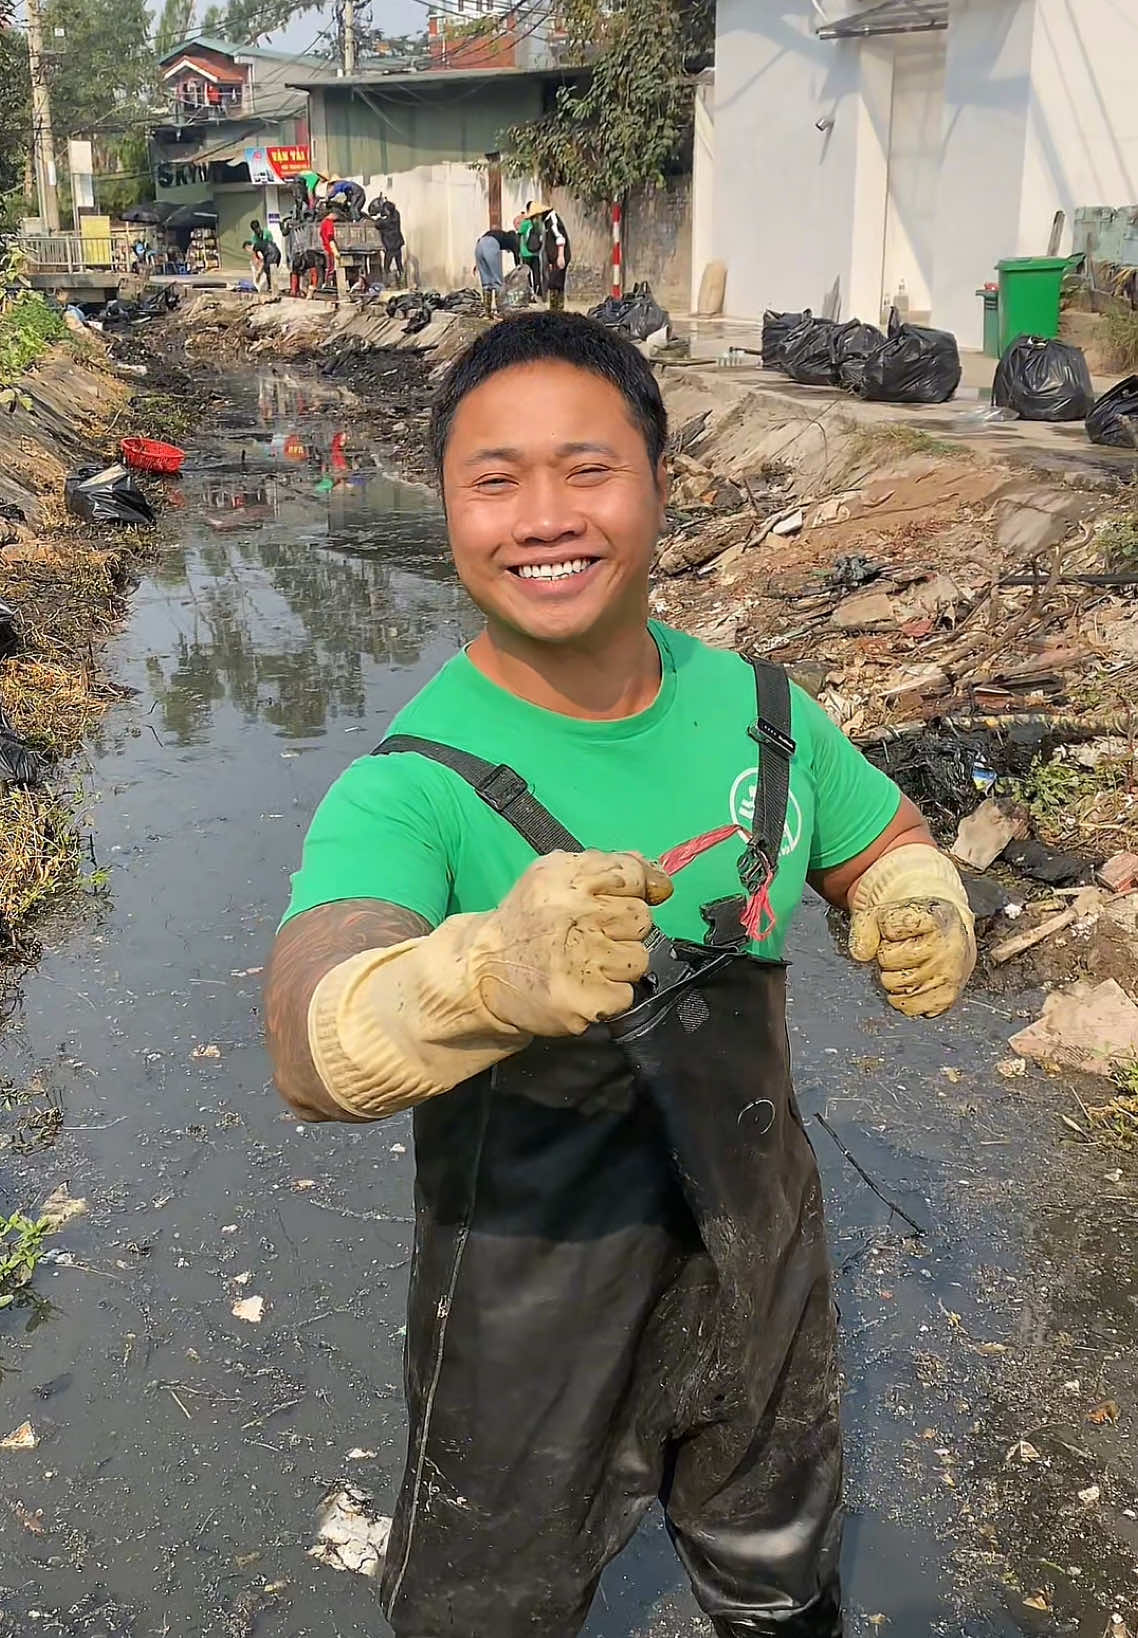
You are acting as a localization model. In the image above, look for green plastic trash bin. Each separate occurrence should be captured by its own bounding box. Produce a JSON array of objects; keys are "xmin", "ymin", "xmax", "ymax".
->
[
  {"xmin": 976, "ymin": 286, "xmax": 999, "ymax": 358},
  {"xmin": 996, "ymin": 256, "xmax": 1067, "ymax": 354}
]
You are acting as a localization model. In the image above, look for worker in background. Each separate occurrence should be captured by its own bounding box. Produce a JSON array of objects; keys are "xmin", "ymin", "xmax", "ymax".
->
[
  {"xmin": 472, "ymin": 222, "xmax": 519, "ymax": 317},
  {"xmin": 318, "ymin": 208, "xmax": 341, "ymax": 302},
  {"xmin": 291, "ymin": 167, "xmax": 324, "ymax": 219},
  {"xmin": 541, "ymin": 204, "xmax": 572, "ymax": 311},
  {"xmin": 373, "ymin": 196, "xmax": 405, "ymax": 285},
  {"xmin": 265, "ymin": 311, "xmax": 976, "ymax": 1638},
  {"xmin": 327, "ymin": 179, "xmax": 367, "ymax": 220},
  {"xmin": 518, "ymin": 200, "xmax": 544, "ymax": 298},
  {"xmin": 290, "ymin": 247, "xmax": 326, "ymax": 298},
  {"xmin": 242, "ymin": 239, "xmax": 269, "ymax": 294},
  {"xmin": 249, "ymin": 220, "xmax": 279, "ymax": 292}
]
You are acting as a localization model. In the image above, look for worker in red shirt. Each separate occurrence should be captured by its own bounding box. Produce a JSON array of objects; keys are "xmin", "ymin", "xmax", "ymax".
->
[{"xmin": 316, "ymin": 209, "xmax": 340, "ymax": 301}]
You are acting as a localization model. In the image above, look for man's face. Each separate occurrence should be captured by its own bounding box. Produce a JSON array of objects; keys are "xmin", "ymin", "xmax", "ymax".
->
[{"xmin": 441, "ymin": 360, "xmax": 667, "ymax": 647}]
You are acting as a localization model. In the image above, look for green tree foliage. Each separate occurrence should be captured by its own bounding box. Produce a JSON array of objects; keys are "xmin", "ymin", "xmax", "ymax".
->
[
  {"xmin": 195, "ymin": 0, "xmax": 321, "ymax": 47},
  {"xmin": 155, "ymin": 0, "xmax": 194, "ymax": 57},
  {"xmin": 42, "ymin": 0, "xmax": 156, "ymax": 140},
  {"xmin": 0, "ymin": 23, "xmax": 31, "ymax": 209},
  {"xmin": 501, "ymin": 0, "xmax": 713, "ymax": 204},
  {"xmin": 94, "ymin": 130, "xmax": 151, "ymax": 216}
]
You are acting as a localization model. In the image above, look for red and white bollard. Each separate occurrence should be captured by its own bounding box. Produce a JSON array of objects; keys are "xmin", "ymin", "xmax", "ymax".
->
[{"xmin": 610, "ymin": 201, "xmax": 623, "ymax": 300}]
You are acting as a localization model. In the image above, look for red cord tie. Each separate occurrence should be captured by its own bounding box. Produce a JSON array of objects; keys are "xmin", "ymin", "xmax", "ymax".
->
[
  {"xmin": 657, "ymin": 824, "xmax": 740, "ymax": 877},
  {"xmin": 655, "ymin": 825, "xmax": 778, "ymax": 945}
]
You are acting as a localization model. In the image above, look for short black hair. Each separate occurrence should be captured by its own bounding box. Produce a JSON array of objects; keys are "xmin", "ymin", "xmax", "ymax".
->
[{"xmin": 429, "ymin": 311, "xmax": 667, "ymax": 482}]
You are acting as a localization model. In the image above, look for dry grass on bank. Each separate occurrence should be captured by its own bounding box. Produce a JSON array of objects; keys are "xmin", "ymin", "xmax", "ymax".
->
[
  {"xmin": 1, "ymin": 523, "xmax": 155, "ymax": 955},
  {"xmin": 0, "ymin": 659, "xmax": 107, "ymax": 759},
  {"xmin": 0, "ymin": 788, "xmax": 84, "ymax": 947}
]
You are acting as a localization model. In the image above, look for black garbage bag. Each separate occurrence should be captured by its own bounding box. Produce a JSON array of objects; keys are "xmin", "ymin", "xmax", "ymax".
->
[
  {"xmin": 0, "ymin": 599, "xmax": 20, "ymax": 660},
  {"xmin": 1087, "ymin": 375, "xmax": 1138, "ymax": 449},
  {"xmin": 65, "ymin": 464, "xmax": 155, "ymax": 527},
  {"xmin": 140, "ymin": 285, "xmax": 182, "ymax": 316},
  {"xmin": 440, "ymin": 287, "xmax": 486, "ymax": 315},
  {"xmin": 0, "ymin": 706, "xmax": 42, "ymax": 787},
  {"xmin": 761, "ymin": 309, "xmax": 809, "ymax": 370},
  {"xmin": 835, "ymin": 321, "xmax": 886, "ymax": 391},
  {"xmin": 783, "ymin": 316, "xmax": 847, "ymax": 386},
  {"xmin": 992, "ymin": 335, "xmax": 1094, "ymax": 422},
  {"xmin": 497, "ymin": 266, "xmax": 534, "ymax": 312},
  {"xmin": 100, "ymin": 298, "xmax": 142, "ymax": 329},
  {"xmin": 857, "ymin": 308, "xmax": 961, "ymax": 404},
  {"xmin": 588, "ymin": 282, "xmax": 668, "ymax": 342}
]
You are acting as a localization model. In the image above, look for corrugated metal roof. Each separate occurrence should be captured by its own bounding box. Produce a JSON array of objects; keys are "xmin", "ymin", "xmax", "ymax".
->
[
  {"xmin": 287, "ymin": 63, "xmax": 587, "ymax": 91},
  {"xmin": 817, "ymin": 0, "xmax": 948, "ymax": 39},
  {"xmin": 159, "ymin": 34, "xmax": 334, "ymax": 66}
]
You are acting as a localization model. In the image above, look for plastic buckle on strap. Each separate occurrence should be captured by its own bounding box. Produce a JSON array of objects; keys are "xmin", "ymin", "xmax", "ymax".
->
[
  {"xmin": 748, "ymin": 717, "xmax": 796, "ymax": 758},
  {"xmin": 738, "ymin": 838, "xmax": 774, "ymax": 895},
  {"xmin": 475, "ymin": 763, "xmax": 529, "ymax": 814}
]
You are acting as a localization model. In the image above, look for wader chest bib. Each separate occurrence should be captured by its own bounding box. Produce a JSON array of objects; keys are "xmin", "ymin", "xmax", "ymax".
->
[{"xmin": 371, "ymin": 662, "xmax": 843, "ymax": 1638}]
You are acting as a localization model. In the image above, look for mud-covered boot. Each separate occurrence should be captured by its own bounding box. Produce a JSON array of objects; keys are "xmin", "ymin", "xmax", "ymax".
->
[
  {"xmin": 548, "ymin": 288, "xmax": 565, "ymax": 313},
  {"xmin": 482, "ymin": 289, "xmax": 494, "ymax": 318}
]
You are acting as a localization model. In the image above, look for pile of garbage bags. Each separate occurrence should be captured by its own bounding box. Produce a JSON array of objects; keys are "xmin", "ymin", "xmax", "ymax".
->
[
  {"xmin": 760, "ymin": 307, "xmax": 960, "ymax": 403},
  {"xmin": 97, "ymin": 287, "xmax": 181, "ymax": 330},
  {"xmin": 589, "ymin": 282, "xmax": 669, "ymax": 343},
  {"xmin": 992, "ymin": 335, "xmax": 1094, "ymax": 421},
  {"xmin": 385, "ymin": 287, "xmax": 491, "ymax": 334},
  {"xmin": 1086, "ymin": 375, "xmax": 1138, "ymax": 449},
  {"xmin": 64, "ymin": 464, "xmax": 156, "ymax": 527},
  {"xmin": 386, "ymin": 289, "xmax": 442, "ymax": 334}
]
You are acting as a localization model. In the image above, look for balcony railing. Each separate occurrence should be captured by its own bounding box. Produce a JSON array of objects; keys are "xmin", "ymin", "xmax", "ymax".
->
[
  {"xmin": 19, "ymin": 230, "xmax": 134, "ymax": 274},
  {"xmin": 169, "ymin": 89, "xmax": 247, "ymax": 124}
]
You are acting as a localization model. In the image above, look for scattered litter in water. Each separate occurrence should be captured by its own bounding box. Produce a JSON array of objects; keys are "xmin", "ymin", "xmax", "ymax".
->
[
  {"xmin": 0, "ymin": 1420, "xmax": 38, "ymax": 1451},
  {"xmin": 231, "ymin": 1295, "xmax": 265, "ymax": 1324},
  {"xmin": 309, "ymin": 1484, "xmax": 392, "ymax": 1578},
  {"xmin": 38, "ymin": 1184, "xmax": 87, "ymax": 1231}
]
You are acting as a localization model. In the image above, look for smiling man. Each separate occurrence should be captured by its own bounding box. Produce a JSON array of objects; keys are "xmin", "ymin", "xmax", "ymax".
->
[{"xmin": 265, "ymin": 313, "xmax": 976, "ymax": 1637}]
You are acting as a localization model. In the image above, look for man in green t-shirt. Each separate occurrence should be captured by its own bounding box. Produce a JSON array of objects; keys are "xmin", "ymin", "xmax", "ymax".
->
[{"xmin": 266, "ymin": 313, "xmax": 975, "ymax": 1637}]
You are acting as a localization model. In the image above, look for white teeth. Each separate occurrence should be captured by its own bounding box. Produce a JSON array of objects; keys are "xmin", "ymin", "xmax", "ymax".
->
[{"xmin": 517, "ymin": 559, "xmax": 591, "ymax": 581}]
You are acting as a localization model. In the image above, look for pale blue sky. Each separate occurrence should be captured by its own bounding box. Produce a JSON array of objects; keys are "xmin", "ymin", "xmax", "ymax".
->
[{"xmin": 154, "ymin": 0, "xmax": 427, "ymax": 56}]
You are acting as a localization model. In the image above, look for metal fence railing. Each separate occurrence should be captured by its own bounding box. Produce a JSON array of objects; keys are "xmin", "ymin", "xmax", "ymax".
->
[{"xmin": 19, "ymin": 231, "xmax": 134, "ymax": 274}]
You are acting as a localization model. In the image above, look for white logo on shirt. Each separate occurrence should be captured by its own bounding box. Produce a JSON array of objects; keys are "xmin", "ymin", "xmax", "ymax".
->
[{"xmin": 729, "ymin": 768, "xmax": 803, "ymax": 859}]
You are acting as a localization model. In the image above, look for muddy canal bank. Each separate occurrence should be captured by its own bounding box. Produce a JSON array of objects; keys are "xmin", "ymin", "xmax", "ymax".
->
[{"xmin": 1, "ymin": 363, "xmax": 1136, "ymax": 1638}]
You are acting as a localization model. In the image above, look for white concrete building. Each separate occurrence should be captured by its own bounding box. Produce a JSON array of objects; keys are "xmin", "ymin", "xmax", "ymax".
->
[{"xmin": 700, "ymin": 0, "xmax": 1138, "ymax": 347}]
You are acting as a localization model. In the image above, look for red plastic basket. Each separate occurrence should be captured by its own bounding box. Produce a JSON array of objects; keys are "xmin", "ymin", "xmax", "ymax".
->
[{"xmin": 120, "ymin": 436, "xmax": 186, "ymax": 476}]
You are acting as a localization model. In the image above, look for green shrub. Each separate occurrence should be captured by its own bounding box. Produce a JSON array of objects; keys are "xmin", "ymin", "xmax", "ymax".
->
[{"xmin": 0, "ymin": 291, "xmax": 68, "ymax": 383}]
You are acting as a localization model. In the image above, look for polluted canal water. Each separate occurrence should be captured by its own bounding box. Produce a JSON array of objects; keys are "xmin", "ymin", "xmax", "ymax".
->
[{"xmin": 1, "ymin": 370, "xmax": 1136, "ymax": 1637}]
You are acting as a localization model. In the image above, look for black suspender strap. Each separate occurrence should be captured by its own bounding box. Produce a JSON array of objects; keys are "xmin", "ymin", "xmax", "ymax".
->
[
  {"xmin": 373, "ymin": 733, "xmax": 585, "ymax": 857},
  {"xmin": 738, "ymin": 660, "xmax": 795, "ymax": 901}
]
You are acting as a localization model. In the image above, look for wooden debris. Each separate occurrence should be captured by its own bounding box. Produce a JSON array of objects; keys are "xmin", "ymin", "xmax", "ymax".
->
[{"xmin": 989, "ymin": 908, "xmax": 1076, "ymax": 964}]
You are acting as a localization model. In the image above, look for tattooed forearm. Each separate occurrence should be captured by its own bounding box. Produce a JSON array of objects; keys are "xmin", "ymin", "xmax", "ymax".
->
[{"xmin": 265, "ymin": 898, "xmax": 432, "ymax": 1122}]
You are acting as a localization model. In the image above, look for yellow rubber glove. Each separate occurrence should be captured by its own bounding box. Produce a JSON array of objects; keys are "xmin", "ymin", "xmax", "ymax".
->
[
  {"xmin": 848, "ymin": 843, "xmax": 975, "ymax": 1019},
  {"xmin": 308, "ymin": 850, "xmax": 673, "ymax": 1120}
]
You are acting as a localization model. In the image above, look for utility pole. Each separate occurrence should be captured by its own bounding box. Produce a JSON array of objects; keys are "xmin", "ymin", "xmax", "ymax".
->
[
  {"xmin": 25, "ymin": 0, "xmax": 62, "ymax": 232},
  {"xmin": 343, "ymin": 0, "xmax": 357, "ymax": 73}
]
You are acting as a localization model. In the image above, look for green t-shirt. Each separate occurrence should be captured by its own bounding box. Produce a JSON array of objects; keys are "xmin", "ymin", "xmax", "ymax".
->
[{"xmin": 282, "ymin": 623, "xmax": 902, "ymax": 960}]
